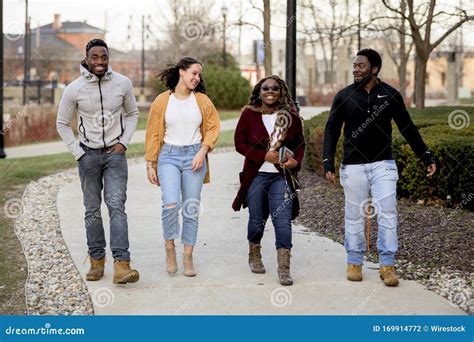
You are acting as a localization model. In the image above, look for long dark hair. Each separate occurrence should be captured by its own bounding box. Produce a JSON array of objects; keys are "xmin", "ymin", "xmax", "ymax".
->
[
  {"xmin": 156, "ymin": 57, "xmax": 206, "ymax": 94},
  {"xmin": 248, "ymin": 75, "xmax": 296, "ymax": 115}
]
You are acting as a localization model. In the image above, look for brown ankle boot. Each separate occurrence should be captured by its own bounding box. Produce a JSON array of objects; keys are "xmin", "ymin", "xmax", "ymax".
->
[
  {"xmin": 379, "ymin": 266, "xmax": 399, "ymax": 286},
  {"xmin": 165, "ymin": 245, "xmax": 178, "ymax": 274},
  {"xmin": 277, "ymin": 248, "xmax": 293, "ymax": 286},
  {"xmin": 183, "ymin": 254, "xmax": 196, "ymax": 277},
  {"xmin": 86, "ymin": 256, "xmax": 105, "ymax": 281},
  {"xmin": 347, "ymin": 264, "xmax": 363, "ymax": 281},
  {"xmin": 113, "ymin": 260, "xmax": 139, "ymax": 284},
  {"xmin": 248, "ymin": 242, "xmax": 265, "ymax": 274}
]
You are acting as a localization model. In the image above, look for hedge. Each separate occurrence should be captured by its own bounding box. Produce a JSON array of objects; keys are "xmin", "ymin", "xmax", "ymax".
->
[{"xmin": 304, "ymin": 106, "xmax": 474, "ymax": 210}]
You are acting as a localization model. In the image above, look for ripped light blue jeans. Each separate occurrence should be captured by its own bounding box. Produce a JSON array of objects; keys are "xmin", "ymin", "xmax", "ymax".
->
[
  {"xmin": 157, "ymin": 143, "xmax": 206, "ymax": 246},
  {"xmin": 339, "ymin": 160, "xmax": 399, "ymax": 266}
]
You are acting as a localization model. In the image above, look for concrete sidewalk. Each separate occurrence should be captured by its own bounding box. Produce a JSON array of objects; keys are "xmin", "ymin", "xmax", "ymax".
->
[
  {"xmin": 57, "ymin": 151, "xmax": 464, "ymax": 315},
  {"xmin": 4, "ymin": 106, "xmax": 329, "ymax": 159}
]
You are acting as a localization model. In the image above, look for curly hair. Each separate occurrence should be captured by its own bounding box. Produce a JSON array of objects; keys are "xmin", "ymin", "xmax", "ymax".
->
[
  {"xmin": 156, "ymin": 56, "xmax": 206, "ymax": 94},
  {"xmin": 248, "ymin": 75, "xmax": 296, "ymax": 114}
]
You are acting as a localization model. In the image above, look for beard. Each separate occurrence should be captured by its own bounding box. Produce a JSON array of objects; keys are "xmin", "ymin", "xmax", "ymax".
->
[{"xmin": 353, "ymin": 73, "xmax": 374, "ymax": 87}]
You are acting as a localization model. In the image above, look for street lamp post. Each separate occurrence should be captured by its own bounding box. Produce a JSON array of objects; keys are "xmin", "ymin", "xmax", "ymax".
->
[
  {"xmin": 222, "ymin": 5, "xmax": 228, "ymax": 68},
  {"xmin": 285, "ymin": 0, "xmax": 298, "ymax": 112},
  {"xmin": 23, "ymin": 0, "xmax": 29, "ymax": 105},
  {"xmin": 0, "ymin": 0, "xmax": 6, "ymax": 158}
]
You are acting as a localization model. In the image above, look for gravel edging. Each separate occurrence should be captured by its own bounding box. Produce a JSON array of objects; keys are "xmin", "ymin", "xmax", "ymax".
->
[
  {"xmin": 297, "ymin": 170, "xmax": 473, "ymax": 314},
  {"xmin": 15, "ymin": 169, "xmax": 93, "ymax": 315}
]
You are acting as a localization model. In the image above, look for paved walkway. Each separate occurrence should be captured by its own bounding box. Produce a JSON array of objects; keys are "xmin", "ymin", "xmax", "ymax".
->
[
  {"xmin": 57, "ymin": 151, "xmax": 464, "ymax": 315},
  {"xmin": 4, "ymin": 106, "xmax": 329, "ymax": 159}
]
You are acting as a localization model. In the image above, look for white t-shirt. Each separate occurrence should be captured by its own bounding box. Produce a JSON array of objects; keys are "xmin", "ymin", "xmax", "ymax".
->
[
  {"xmin": 259, "ymin": 113, "xmax": 279, "ymax": 173},
  {"xmin": 164, "ymin": 93, "xmax": 202, "ymax": 146}
]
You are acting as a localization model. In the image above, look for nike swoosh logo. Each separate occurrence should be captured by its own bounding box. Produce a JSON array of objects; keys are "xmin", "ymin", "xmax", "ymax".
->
[{"xmin": 377, "ymin": 94, "xmax": 388, "ymax": 98}]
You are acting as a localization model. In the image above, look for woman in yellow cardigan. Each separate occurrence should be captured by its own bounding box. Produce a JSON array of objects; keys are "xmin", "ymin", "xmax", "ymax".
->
[{"xmin": 145, "ymin": 57, "xmax": 220, "ymax": 277}]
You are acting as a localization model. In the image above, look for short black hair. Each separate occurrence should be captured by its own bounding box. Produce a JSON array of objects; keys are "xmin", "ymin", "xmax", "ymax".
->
[
  {"xmin": 357, "ymin": 48, "xmax": 382, "ymax": 75},
  {"xmin": 86, "ymin": 39, "xmax": 108, "ymax": 56}
]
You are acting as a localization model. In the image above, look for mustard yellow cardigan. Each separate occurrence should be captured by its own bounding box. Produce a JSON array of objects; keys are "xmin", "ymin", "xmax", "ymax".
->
[{"xmin": 145, "ymin": 91, "xmax": 220, "ymax": 184}]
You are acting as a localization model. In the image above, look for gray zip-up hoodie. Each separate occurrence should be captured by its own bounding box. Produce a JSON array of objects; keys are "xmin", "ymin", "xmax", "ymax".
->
[{"xmin": 56, "ymin": 63, "xmax": 139, "ymax": 160}]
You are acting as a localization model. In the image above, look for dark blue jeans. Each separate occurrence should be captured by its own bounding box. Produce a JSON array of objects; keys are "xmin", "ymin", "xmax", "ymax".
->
[
  {"xmin": 246, "ymin": 172, "xmax": 293, "ymax": 249},
  {"xmin": 77, "ymin": 145, "xmax": 130, "ymax": 261}
]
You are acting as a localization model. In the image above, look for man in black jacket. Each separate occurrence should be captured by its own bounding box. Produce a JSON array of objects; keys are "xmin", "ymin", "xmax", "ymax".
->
[{"xmin": 323, "ymin": 48, "xmax": 436, "ymax": 286}]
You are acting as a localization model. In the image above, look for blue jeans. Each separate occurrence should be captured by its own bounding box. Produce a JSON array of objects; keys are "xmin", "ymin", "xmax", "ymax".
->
[
  {"xmin": 78, "ymin": 145, "xmax": 130, "ymax": 261},
  {"xmin": 339, "ymin": 160, "xmax": 399, "ymax": 266},
  {"xmin": 157, "ymin": 143, "xmax": 206, "ymax": 246},
  {"xmin": 246, "ymin": 172, "xmax": 293, "ymax": 249}
]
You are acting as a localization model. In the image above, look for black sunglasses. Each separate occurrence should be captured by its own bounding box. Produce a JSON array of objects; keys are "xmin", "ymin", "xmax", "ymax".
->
[{"xmin": 261, "ymin": 85, "xmax": 280, "ymax": 92}]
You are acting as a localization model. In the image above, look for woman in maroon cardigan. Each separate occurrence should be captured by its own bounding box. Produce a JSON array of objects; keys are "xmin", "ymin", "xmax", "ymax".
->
[{"xmin": 232, "ymin": 75, "xmax": 305, "ymax": 286}]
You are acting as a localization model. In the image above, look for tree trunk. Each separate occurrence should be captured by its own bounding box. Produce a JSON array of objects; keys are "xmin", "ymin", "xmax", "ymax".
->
[
  {"xmin": 415, "ymin": 54, "xmax": 427, "ymax": 109},
  {"xmin": 263, "ymin": 0, "xmax": 272, "ymax": 76},
  {"xmin": 398, "ymin": 64, "xmax": 407, "ymax": 99}
]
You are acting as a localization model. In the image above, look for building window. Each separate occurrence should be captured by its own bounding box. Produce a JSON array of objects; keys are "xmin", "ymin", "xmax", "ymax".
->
[{"xmin": 441, "ymin": 72, "xmax": 446, "ymax": 86}]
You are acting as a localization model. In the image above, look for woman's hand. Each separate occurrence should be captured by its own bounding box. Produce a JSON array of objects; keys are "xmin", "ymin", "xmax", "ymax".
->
[
  {"xmin": 265, "ymin": 150, "xmax": 279, "ymax": 164},
  {"xmin": 192, "ymin": 146, "xmax": 210, "ymax": 172},
  {"xmin": 283, "ymin": 157, "xmax": 298, "ymax": 169},
  {"xmin": 147, "ymin": 164, "xmax": 159, "ymax": 185}
]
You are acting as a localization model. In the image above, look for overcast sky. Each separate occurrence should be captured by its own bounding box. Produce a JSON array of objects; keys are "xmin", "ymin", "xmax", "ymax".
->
[{"xmin": 4, "ymin": 0, "xmax": 474, "ymax": 55}]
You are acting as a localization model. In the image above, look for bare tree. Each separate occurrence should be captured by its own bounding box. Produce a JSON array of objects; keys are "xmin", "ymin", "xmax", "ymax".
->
[
  {"xmin": 381, "ymin": 0, "xmax": 472, "ymax": 109},
  {"xmin": 300, "ymin": 0, "xmax": 356, "ymax": 84},
  {"xmin": 163, "ymin": 0, "xmax": 218, "ymax": 62},
  {"xmin": 236, "ymin": 0, "xmax": 273, "ymax": 76},
  {"xmin": 373, "ymin": 0, "xmax": 414, "ymax": 98}
]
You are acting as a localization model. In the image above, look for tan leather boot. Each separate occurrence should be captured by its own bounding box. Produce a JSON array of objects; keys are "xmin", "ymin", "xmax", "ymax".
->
[
  {"xmin": 277, "ymin": 248, "xmax": 293, "ymax": 286},
  {"xmin": 248, "ymin": 242, "xmax": 265, "ymax": 274},
  {"xmin": 86, "ymin": 256, "xmax": 105, "ymax": 281},
  {"xmin": 165, "ymin": 245, "xmax": 178, "ymax": 274},
  {"xmin": 347, "ymin": 264, "xmax": 363, "ymax": 281},
  {"xmin": 113, "ymin": 260, "xmax": 139, "ymax": 284},
  {"xmin": 183, "ymin": 254, "xmax": 196, "ymax": 277},
  {"xmin": 380, "ymin": 266, "xmax": 399, "ymax": 286}
]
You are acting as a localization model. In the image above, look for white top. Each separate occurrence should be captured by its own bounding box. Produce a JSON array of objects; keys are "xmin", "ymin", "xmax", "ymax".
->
[
  {"xmin": 164, "ymin": 93, "xmax": 202, "ymax": 146},
  {"xmin": 259, "ymin": 113, "xmax": 279, "ymax": 173}
]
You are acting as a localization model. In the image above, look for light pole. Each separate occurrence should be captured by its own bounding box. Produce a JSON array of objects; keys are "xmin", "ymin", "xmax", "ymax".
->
[
  {"xmin": 22, "ymin": 0, "xmax": 29, "ymax": 105},
  {"xmin": 222, "ymin": 5, "xmax": 228, "ymax": 68},
  {"xmin": 357, "ymin": 0, "xmax": 361, "ymax": 51},
  {"xmin": 285, "ymin": 0, "xmax": 298, "ymax": 112},
  {"xmin": 0, "ymin": 0, "xmax": 6, "ymax": 158}
]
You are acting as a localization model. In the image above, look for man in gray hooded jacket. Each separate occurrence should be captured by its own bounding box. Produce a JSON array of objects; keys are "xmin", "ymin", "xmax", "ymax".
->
[{"xmin": 57, "ymin": 39, "xmax": 139, "ymax": 284}]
